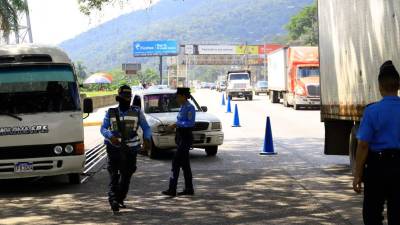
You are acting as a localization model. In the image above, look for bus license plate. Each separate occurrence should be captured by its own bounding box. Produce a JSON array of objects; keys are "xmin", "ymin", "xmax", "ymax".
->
[{"xmin": 15, "ymin": 162, "xmax": 33, "ymax": 173}]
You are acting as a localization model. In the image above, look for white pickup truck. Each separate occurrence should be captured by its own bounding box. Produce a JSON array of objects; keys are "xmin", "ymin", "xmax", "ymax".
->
[{"xmin": 136, "ymin": 89, "xmax": 224, "ymax": 158}]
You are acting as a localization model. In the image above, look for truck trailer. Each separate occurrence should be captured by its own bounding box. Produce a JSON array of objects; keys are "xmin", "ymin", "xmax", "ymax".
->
[
  {"xmin": 268, "ymin": 47, "xmax": 320, "ymax": 110},
  {"xmin": 318, "ymin": 0, "xmax": 400, "ymax": 168}
]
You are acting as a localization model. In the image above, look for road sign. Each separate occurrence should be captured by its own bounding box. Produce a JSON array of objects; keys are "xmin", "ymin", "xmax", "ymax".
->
[
  {"xmin": 133, "ymin": 40, "xmax": 179, "ymax": 57},
  {"xmin": 185, "ymin": 45, "xmax": 195, "ymax": 55},
  {"xmin": 122, "ymin": 63, "xmax": 141, "ymax": 71}
]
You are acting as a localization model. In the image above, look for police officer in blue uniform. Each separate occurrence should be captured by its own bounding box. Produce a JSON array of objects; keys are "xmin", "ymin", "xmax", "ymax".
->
[
  {"xmin": 354, "ymin": 61, "xmax": 400, "ymax": 225},
  {"xmin": 162, "ymin": 87, "xmax": 196, "ymax": 197},
  {"xmin": 101, "ymin": 85, "xmax": 152, "ymax": 214}
]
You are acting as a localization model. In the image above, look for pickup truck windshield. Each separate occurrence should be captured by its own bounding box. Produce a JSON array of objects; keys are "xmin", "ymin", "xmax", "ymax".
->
[
  {"xmin": 144, "ymin": 94, "xmax": 199, "ymax": 113},
  {"xmin": 297, "ymin": 67, "xmax": 320, "ymax": 79},
  {"xmin": 0, "ymin": 65, "xmax": 80, "ymax": 114},
  {"xmin": 229, "ymin": 73, "xmax": 249, "ymax": 80}
]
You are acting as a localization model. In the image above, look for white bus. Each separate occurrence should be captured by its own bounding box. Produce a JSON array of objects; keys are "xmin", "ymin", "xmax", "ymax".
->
[{"xmin": 0, "ymin": 45, "xmax": 93, "ymax": 184}]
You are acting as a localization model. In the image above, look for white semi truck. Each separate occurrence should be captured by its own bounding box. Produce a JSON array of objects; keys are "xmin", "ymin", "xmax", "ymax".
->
[
  {"xmin": 318, "ymin": 0, "xmax": 400, "ymax": 168},
  {"xmin": 0, "ymin": 45, "xmax": 93, "ymax": 184}
]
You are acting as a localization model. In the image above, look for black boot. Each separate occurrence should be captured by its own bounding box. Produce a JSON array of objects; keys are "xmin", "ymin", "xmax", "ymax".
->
[
  {"xmin": 111, "ymin": 200, "xmax": 120, "ymax": 215},
  {"xmin": 162, "ymin": 189, "xmax": 176, "ymax": 197},
  {"xmin": 118, "ymin": 201, "xmax": 127, "ymax": 209},
  {"xmin": 178, "ymin": 189, "xmax": 194, "ymax": 196}
]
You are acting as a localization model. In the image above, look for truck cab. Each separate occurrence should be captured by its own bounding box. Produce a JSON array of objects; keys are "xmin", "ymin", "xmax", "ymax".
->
[{"xmin": 225, "ymin": 70, "xmax": 253, "ymax": 101}]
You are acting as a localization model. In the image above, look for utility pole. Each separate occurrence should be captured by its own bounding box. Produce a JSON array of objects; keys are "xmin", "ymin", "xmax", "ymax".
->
[
  {"xmin": 264, "ymin": 43, "xmax": 267, "ymax": 81},
  {"xmin": 5, "ymin": 0, "xmax": 33, "ymax": 44},
  {"xmin": 159, "ymin": 56, "xmax": 163, "ymax": 85}
]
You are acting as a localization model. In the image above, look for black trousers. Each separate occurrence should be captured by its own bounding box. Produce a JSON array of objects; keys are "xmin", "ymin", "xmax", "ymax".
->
[
  {"xmin": 363, "ymin": 151, "xmax": 400, "ymax": 225},
  {"xmin": 106, "ymin": 144, "xmax": 137, "ymax": 205},
  {"xmin": 169, "ymin": 128, "xmax": 193, "ymax": 191}
]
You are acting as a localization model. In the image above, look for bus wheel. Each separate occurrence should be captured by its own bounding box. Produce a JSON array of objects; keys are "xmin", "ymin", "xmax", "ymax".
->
[{"xmin": 68, "ymin": 173, "xmax": 81, "ymax": 185}]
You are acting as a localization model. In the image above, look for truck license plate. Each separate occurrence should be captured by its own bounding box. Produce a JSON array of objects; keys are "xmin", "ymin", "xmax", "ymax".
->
[{"xmin": 15, "ymin": 162, "xmax": 33, "ymax": 173}]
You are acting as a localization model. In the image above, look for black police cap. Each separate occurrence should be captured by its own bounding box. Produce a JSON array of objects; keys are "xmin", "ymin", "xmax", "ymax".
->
[{"xmin": 177, "ymin": 87, "xmax": 191, "ymax": 97}]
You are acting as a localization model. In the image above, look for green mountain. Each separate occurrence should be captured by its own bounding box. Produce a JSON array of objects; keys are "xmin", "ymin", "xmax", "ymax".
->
[{"xmin": 59, "ymin": 0, "xmax": 313, "ymax": 72}]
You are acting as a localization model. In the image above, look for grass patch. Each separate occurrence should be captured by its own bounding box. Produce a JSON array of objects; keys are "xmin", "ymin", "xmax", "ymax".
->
[{"xmin": 82, "ymin": 90, "xmax": 117, "ymax": 97}]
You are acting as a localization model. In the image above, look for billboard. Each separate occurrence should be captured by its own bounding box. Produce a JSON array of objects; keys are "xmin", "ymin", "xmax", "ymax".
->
[
  {"xmin": 133, "ymin": 40, "xmax": 179, "ymax": 57},
  {"xmin": 197, "ymin": 44, "xmax": 284, "ymax": 55}
]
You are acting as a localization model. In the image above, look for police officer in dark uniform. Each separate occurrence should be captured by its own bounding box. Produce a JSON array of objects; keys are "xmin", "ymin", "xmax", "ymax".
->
[
  {"xmin": 354, "ymin": 61, "xmax": 400, "ymax": 225},
  {"xmin": 162, "ymin": 87, "xmax": 196, "ymax": 197},
  {"xmin": 100, "ymin": 85, "xmax": 152, "ymax": 214}
]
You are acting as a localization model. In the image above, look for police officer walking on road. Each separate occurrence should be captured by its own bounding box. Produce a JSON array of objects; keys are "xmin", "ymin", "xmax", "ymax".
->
[
  {"xmin": 353, "ymin": 61, "xmax": 400, "ymax": 225},
  {"xmin": 162, "ymin": 87, "xmax": 196, "ymax": 197},
  {"xmin": 101, "ymin": 85, "xmax": 152, "ymax": 214}
]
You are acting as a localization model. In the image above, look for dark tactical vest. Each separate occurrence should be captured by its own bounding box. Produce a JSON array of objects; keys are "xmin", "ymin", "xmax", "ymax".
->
[{"xmin": 108, "ymin": 108, "xmax": 140, "ymax": 148}]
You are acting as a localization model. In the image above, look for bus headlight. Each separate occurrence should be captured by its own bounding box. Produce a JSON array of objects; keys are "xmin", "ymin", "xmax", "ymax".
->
[
  {"xmin": 54, "ymin": 146, "xmax": 63, "ymax": 155},
  {"xmin": 65, "ymin": 145, "xmax": 74, "ymax": 154}
]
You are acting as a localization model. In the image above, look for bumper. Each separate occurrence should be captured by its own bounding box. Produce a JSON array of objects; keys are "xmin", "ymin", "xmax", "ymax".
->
[
  {"xmin": 227, "ymin": 91, "xmax": 252, "ymax": 97},
  {"xmin": 153, "ymin": 131, "xmax": 224, "ymax": 149},
  {"xmin": 0, "ymin": 155, "xmax": 85, "ymax": 179},
  {"xmin": 295, "ymin": 96, "xmax": 321, "ymax": 106},
  {"xmin": 255, "ymin": 89, "xmax": 268, "ymax": 93}
]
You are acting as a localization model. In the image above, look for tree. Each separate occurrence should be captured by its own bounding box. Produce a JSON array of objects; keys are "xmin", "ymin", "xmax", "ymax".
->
[
  {"xmin": 137, "ymin": 68, "xmax": 159, "ymax": 84},
  {"xmin": 0, "ymin": 0, "xmax": 27, "ymax": 41},
  {"xmin": 78, "ymin": 0, "xmax": 154, "ymax": 15},
  {"xmin": 285, "ymin": 2, "xmax": 318, "ymax": 46},
  {"xmin": 74, "ymin": 61, "xmax": 88, "ymax": 83}
]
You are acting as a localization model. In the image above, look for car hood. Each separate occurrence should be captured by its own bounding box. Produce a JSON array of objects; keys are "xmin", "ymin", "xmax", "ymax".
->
[{"xmin": 145, "ymin": 112, "xmax": 220, "ymax": 126}]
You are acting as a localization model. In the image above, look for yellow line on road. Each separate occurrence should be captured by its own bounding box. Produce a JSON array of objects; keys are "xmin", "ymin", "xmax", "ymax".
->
[{"xmin": 83, "ymin": 121, "xmax": 102, "ymax": 127}]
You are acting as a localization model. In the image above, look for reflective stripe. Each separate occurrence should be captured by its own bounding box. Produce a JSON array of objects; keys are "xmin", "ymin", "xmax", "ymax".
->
[
  {"xmin": 127, "ymin": 136, "xmax": 140, "ymax": 142},
  {"xmin": 126, "ymin": 141, "xmax": 141, "ymax": 147}
]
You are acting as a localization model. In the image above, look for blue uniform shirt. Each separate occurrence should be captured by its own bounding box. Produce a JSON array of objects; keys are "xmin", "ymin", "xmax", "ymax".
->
[
  {"xmin": 357, "ymin": 96, "xmax": 400, "ymax": 152},
  {"xmin": 177, "ymin": 101, "xmax": 196, "ymax": 128},
  {"xmin": 100, "ymin": 106, "xmax": 152, "ymax": 148}
]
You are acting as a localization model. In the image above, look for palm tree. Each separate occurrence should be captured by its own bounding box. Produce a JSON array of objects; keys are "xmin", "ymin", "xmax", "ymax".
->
[{"xmin": 0, "ymin": 0, "xmax": 27, "ymax": 42}]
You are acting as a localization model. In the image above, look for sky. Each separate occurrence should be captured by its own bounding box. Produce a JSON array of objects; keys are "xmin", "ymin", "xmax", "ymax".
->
[{"xmin": 27, "ymin": 0, "xmax": 159, "ymax": 45}]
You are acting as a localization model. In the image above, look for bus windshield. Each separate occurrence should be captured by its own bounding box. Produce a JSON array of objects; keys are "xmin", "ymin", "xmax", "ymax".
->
[{"xmin": 0, "ymin": 65, "xmax": 80, "ymax": 114}]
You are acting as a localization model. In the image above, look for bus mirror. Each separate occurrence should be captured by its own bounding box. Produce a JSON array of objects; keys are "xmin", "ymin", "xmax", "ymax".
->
[
  {"xmin": 201, "ymin": 106, "xmax": 208, "ymax": 112},
  {"xmin": 83, "ymin": 98, "xmax": 93, "ymax": 114}
]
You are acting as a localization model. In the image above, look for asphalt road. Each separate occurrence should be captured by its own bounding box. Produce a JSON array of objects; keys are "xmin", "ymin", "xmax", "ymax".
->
[{"xmin": 0, "ymin": 89, "xmax": 364, "ymax": 225}]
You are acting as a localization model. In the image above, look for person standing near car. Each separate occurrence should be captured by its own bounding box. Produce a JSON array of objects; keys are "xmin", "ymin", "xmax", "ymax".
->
[
  {"xmin": 353, "ymin": 61, "xmax": 400, "ymax": 225},
  {"xmin": 162, "ymin": 87, "xmax": 196, "ymax": 197},
  {"xmin": 100, "ymin": 85, "xmax": 152, "ymax": 214}
]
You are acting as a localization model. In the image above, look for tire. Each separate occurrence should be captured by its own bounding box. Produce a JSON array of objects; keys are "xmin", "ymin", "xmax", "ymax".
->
[
  {"xmin": 283, "ymin": 94, "xmax": 289, "ymax": 107},
  {"xmin": 349, "ymin": 125, "xmax": 359, "ymax": 175},
  {"xmin": 148, "ymin": 140, "xmax": 160, "ymax": 159},
  {"xmin": 255, "ymin": 92, "xmax": 259, "ymax": 96},
  {"xmin": 68, "ymin": 173, "xmax": 81, "ymax": 185},
  {"xmin": 248, "ymin": 95, "xmax": 253, "ymax": 101},
  {"xmin": 205, "ymin": 146, "xmax": 218, "ymax": 156},
  {"xmin": 293, "ymin": 102, "xmax": 300, "ymax": 110},
  {"xmin": 271, "ymin": 91, "xmax": 279, "ymax": 103}
]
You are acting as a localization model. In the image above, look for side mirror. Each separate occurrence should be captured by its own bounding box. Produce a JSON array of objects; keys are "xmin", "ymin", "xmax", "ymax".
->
[
  {"xmin": 83, "ymin": 98, "xmax": 93, "ymax": 114},
  {"xmin": 201, "ymin": 106, "xmax": 208, "ymax": 112}
]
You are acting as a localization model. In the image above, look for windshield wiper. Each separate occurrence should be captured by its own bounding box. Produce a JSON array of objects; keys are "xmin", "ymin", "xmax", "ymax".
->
[{"xmin": 0, "ymin": 112, "xmax": 23, "ymax": 121}]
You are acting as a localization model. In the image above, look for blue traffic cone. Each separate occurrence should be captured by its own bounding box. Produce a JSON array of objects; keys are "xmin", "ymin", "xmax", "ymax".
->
[
  {"xmin": 260, "ymin": 116, "xmax": 277, "ymax": 155},
  {"xmin": 226, "ymin": 97, "xmax": 232, "ymax": 113},
  {"xmin": 222, "ymin": 94, "xmax": 226, "ymax": 106},
  {"xmin": 232, "ymin": 104, "xmax": 241, "ymax": 127}
]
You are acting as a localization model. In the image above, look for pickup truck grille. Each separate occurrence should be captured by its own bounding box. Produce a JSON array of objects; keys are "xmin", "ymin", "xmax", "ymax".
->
[
  {"xmin": 233, "ymin": 84, "xmax": 246, "ymax": 89},
  {"xmin": 307, "ymin": 85, "xmax": 320, "ymax": 96},
  {"xmin": 193, "ymin": 122, "xmax": 209, "ymax": 131}
]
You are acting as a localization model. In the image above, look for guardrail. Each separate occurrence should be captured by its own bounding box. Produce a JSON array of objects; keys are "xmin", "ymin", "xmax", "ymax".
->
[{"xmin": 81, "ymin": 144, "xmax": 107, "ymax": 183}]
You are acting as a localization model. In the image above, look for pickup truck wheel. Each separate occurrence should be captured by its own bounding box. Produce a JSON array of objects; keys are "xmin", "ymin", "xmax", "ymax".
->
[
  {"xmin": 205, "ymin": 146, "xmax": 218, "ymax": 156},
  {"xmin": 148, "ymin": 140, "xmax": 159, "ymax": 159},
  {"xmin": 349, "ymin": 125, "xmax": 359, "ymax": 175},
  {"xmin": 68, "ymin": 173, "xmax": 81, "ymax": 185}
]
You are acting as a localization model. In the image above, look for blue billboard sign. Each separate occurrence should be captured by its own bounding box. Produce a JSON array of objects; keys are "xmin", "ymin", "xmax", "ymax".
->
[{"xmin": 133, "ymin": 40, "xmax": 179, "ymax": 57}]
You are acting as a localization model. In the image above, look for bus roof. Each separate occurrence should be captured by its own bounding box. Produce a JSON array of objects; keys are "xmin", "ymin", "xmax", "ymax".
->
[{"xmin": 0, "ymin": 44, "xmax": 72, "ymax": 64}]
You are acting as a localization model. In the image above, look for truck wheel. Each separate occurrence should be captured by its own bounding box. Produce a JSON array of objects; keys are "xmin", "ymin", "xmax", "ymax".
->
[
  {"xmin": 283, "ymin": 94, "xmax": 289, "ymax": 107},
  {"xmin": 249, "ymin": 95, "xmax": 253, "ymax": 101},
  {"xmin": 205, "ymin": 146, "xmax": 218, "ymax": 156},
  {"xmin": 255, "ymin": 92, "xmax": 259, "ymax": 96},
  {"xmin": 271, "ymin": 91, "xmax": 279, "ymax": 103},
  {"xmin": 349, "ymin": 125, "xmax": 359, "ymax": 175},
  {"xmin": 148, "ymin": 140, "xmax": 160, "ymax": 159},
  {"xmin": 294, "ymin": 103, "xmax": 300, "ymax": 110},
  {"xmin": 68, "ymin": 173, "xmax": 81, "ymax": 185}
]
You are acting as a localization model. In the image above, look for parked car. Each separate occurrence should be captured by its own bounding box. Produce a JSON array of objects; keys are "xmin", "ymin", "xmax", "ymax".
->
[
  {"xmin": 209, "ymin": 83, "xmax": 217, "ymax": 90},
  {"xmin": 137, "ymin": 89, "xmax": 224, "ymax": 158},
  {"xmin": 217, "ymin": 81, "xmax": 226, "ymax": 92},
  {"xmin": 254, "ymin": 81, "xmax": 268, "ymax": 95}
]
